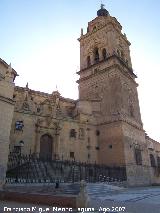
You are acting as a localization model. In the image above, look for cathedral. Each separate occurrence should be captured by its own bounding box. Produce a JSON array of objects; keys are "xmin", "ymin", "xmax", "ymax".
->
[{"xmin": 0, "ymin": 5, "xmax": 160, "ymax": 187}]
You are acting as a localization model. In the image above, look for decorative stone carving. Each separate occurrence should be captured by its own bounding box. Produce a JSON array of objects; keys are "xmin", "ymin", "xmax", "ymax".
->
[
  {"xmin": 53, "ymin": 121, "xmax": 62, "ymax": 135},
  {"xmin": 5, "ymin": 63, "xmax": 14, "ymax": 82},
  {"xmin": 22, "ymin": 101, "xmax": 30, "ymax": 111},
  {"xmin": 46, "ymin": 116, "xmax": 52, "ymax": 126}
]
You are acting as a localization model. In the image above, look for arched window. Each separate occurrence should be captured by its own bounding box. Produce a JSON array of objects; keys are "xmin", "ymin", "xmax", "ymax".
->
[
  {"xmin": 150, "ymin": 154, "xmax": 156, "ymax": 167},
  {"xmin": 121, "ymin": 51, "xmax": 124, "ymax": 59},
  {"xmin": 102, "ymin": 48, "xmax": 107, "ymax": 60},
  {"xmin": 70, "ymin": 129, "xmax": 76, "ymax": 138},
  {"xmin": 96, "ymin": 130, "xmax": 100, "ymax": 136},
  {"xmin": 37, "ymin": 107, "xmax": 41, "ymax": 113},
  {"xmin": 13, "ymin": 94, "xmax": 16, "ymax": 99},
  {"xmin": 87, "ymin": 56, "xmax": 91, "ymax": 67},
  {"xmin": 117, "ymin": 49, "xmax": 120, "ymax": 56},
  {"xmin": 94, "ymin": 48, "xmax": 99, "ymax": 63},
  {"xmin": 93, "ymin": 26, "xmax": 97, "ymax": 32}
]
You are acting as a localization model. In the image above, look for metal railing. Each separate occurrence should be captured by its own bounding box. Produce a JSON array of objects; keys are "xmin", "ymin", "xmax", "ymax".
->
[{"xmin": 6, "ymin": 152, "xmax": 127, "ymax": 184}]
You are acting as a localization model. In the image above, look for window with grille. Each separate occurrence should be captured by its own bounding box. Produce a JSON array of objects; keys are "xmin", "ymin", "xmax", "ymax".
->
[
  {"xmin": 70, "ymin": 129, "xmax": 76, "ymax": 138},
  {"xmin": 70, "ymin": 152, "xmax": 74, "ymax": 159},
  {"xmin": 102, "ymin": 48, "xmax": 107, "ymax": 60},
  {"xmin": 15, "ymin": 121, "xmax": 24, "ymax": 131},
  {"xmin": 94, "ymin": 47, "xmax": 99, "ymax": 63}
]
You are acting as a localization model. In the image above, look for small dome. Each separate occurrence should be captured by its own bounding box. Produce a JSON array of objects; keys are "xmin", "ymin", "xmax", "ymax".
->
[{"xmin": 97, "ymin": 4, "xmax": 109, "ymax": 17}]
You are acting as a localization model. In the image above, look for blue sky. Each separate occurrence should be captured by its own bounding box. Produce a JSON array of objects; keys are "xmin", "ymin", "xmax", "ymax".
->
[{"xmin": 0, "ymin": 0, "xmax": 160, "ymax": 141}]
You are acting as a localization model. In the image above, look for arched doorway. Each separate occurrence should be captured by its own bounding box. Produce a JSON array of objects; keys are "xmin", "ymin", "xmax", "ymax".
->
[{"xmin": 39, "ymin": 134, "xmax": 53, "ymax": 160}]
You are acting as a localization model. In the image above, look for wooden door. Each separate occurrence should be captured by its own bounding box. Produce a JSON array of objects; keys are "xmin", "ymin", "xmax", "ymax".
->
[{"xmin": 40, "ymin": 134, "xmax": 53, "ymax": 160}]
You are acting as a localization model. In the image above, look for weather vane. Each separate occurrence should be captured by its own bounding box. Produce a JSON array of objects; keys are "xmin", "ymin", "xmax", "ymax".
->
[{"xmin": 100, "ymin": 0, "xmax": 105, "ymax": 9}]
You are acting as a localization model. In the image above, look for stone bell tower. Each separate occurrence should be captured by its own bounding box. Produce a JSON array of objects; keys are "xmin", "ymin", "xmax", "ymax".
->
[
  {"xmin": 77, "ymin": 4, "xmax": 142, "ymax": 125},
  {"xmin": 77, "ymin": 5, "xmax": 151, "ymax": 186}
]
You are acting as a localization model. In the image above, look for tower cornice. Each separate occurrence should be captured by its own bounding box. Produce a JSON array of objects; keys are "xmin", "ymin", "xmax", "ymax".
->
[
  {"xmin": 77, "ymin": 53, "xmax": 136, "ymax": 77},
  {"xmin": 78, "ymin": 16, "xmax": 123, "ymax": 42}
]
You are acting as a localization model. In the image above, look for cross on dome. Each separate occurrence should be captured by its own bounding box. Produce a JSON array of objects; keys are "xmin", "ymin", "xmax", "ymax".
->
[{"xmin": 101, "ymin": 3, "xmax": 105, "ymax": 9}]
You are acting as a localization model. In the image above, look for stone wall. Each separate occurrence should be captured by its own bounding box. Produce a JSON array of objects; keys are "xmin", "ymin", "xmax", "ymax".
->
[
  {"xmin": 146, "ymin": 137, "xmax": 160, "ymax": 185},
  {"xmin": 0, "ymin": 62, "xmax": 15, "ymax": 189},
  {"xmin": 122, "ymin": 122, "xmax": 151, "ymax": 186},
  {"xmin": 97, "ymin": 121, "xmax": 125, "ymax": 166}
]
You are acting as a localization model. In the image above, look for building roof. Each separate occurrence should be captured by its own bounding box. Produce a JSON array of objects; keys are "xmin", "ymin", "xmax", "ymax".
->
[{"xmin": 0, "ymin": 58, "xmax": 18, "ymax": 81}]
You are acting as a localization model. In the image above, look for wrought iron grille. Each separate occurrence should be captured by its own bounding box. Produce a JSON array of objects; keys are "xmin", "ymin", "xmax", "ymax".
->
[{"xmin": 6, "ymin": 152, "xmax": 127, "ymax": 184}]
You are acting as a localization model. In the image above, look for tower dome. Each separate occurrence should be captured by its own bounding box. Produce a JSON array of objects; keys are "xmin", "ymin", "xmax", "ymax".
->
[{"xmin": 97, "ymin": 4, "xmax": 109, "ymax": 16}]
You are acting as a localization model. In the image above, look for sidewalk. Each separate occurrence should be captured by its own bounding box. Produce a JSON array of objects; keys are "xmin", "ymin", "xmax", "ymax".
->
[{"xmin": 1, "ymin": 186, "xmax": 160, "ymax": 213}]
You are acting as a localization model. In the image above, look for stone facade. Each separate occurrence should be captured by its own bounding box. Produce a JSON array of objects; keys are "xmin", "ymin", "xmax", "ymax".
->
[
  {"xmin": 0, "ymin": 5, "xmax": 160, "ymax": 186},
  {"xmin": 10, "ymin": 86, "xmax": 99, "ymax": 163},
  {"xmin": 77, "ymin": 6, "xmax": 155, "ymax": 186}
]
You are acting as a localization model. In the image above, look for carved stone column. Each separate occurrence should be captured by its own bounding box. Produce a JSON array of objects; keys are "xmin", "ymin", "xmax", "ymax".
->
[
  {"xmin": 34, "ymin": 123, "xmax": 41, "ymax": 156},
  {"xmin": 54, "ymin": 122, "xmax": 61, "ymax": 160}
]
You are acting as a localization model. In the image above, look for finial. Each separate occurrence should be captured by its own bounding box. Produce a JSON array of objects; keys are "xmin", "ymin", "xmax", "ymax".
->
[
  {"xmin": 5, "ymin": 63, "xmax": 13, "ymax": 82},
  {"xmin": 101, "ymin": 3, "xmax": 105, "ymax": 9},
  {"xmin": 8, "ymin": 63, "xmax": 12, "ymax": 72},
  {"xmin": 56, "ymin": 85, "xmax": 58, "ymax": 91},
  {"xmin": 81, "ymin": 28, "xmax": 83, "ymax": 36},
  {"xmin": 97, "ymin": 2, "xmax": 109, "ymax": 17},
  {"xmin": 26, "ymin": 82, "xmax": 29, "ymax": 88}
]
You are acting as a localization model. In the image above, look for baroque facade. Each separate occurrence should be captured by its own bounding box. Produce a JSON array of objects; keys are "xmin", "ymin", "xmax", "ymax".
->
[{"xmin": 0, "ymin": 5, "xmax": 160, "ymax": 186}]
